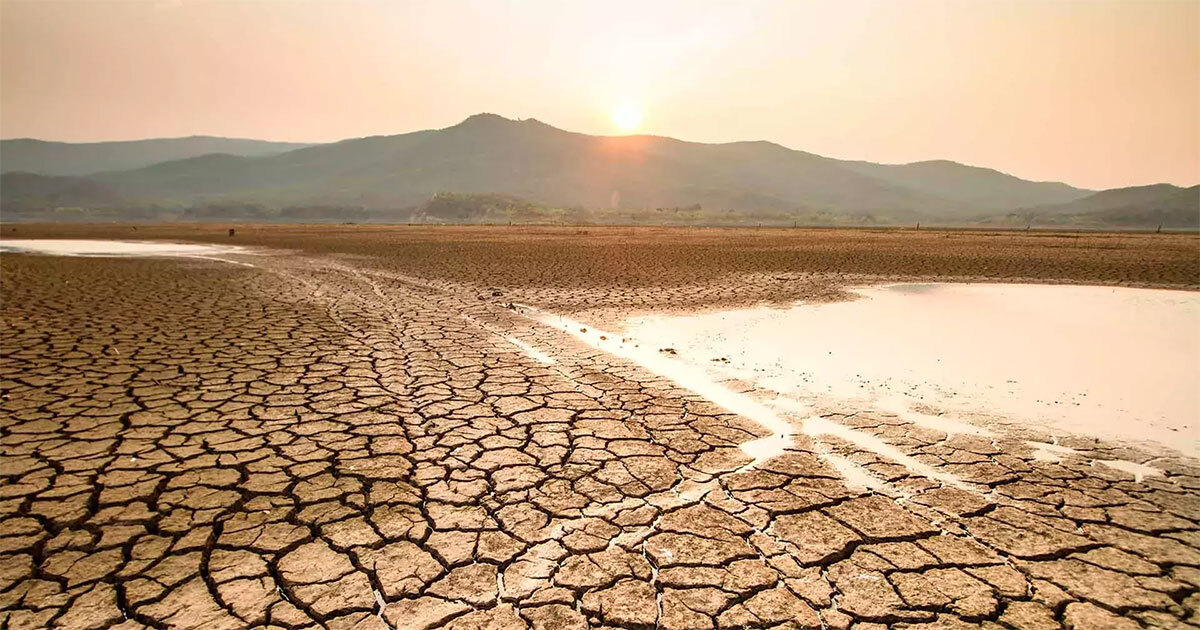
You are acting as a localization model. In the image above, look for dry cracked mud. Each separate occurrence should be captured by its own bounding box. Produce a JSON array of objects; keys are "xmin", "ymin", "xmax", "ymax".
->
[{"xmin": 2, "ymin": 227, "xmax": 1199, "ymax": 630}]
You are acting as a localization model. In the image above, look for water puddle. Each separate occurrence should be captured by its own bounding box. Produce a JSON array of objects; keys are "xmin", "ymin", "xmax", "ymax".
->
[
  {"xmin": 0, "ymin": 239, "xmax": 252, "ymax": 266},
  {"xmin": 624, "ymin": 283, "xmax": 1200, "ymax": 457}
]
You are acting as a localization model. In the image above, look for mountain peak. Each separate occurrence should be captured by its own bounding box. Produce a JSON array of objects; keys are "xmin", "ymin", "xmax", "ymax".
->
[
  {"xmin": 452, "ymin": 113, "xmax": 562, "ymax": 131},
  {"xmin": 455, "ymin": 113, "xmax": 517, "ymax": 127}
]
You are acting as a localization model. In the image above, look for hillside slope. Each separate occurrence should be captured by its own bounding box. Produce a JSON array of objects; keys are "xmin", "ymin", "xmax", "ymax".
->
[
  {"xmin": 842, "ymin": 159, "xmax": 1088, "ymax": 211},
  {"xmin": 1028, "ymin": 184, "xmax": 1199, "ymax": 228}
]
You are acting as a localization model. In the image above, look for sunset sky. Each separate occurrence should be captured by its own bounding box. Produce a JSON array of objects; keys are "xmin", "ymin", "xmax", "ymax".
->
[{"xmin": 1, "ymin": 0, "xmax": 1196, "ymax": 190}]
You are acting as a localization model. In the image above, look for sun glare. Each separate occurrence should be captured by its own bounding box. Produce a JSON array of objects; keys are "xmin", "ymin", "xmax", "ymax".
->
[{"xmin": 611, "ymin": 104, "xmax": 642, "ymax": 134}]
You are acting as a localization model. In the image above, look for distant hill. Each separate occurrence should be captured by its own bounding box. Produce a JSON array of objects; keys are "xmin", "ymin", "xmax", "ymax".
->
[
  {"xmin": 841, "ymin": 159, "xmax": 1086, "ymax": 211},
  {"xmin": 0, "ymin": 172, "xmax": 122, "ymax": 206},
  {"xmin": 1022, "ymin": 184, "xmax": 1199, "ymax": 228},
  {"xmin": 0, "ymin": 136, "xmax": 314, "ymax": 177},
  {"xmin": 0, "ymin": 114, "xmax": 1114, "ymax": 224}
]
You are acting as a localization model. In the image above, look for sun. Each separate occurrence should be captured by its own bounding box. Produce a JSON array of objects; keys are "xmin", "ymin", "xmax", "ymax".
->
[{"xmin": 611, "ymin": 103, "xmax": 642, "ymax": 134}]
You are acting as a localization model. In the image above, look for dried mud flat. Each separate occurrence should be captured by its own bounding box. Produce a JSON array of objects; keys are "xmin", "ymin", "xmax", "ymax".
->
[{"xmin": 1, "ymin": 225, "xmax": 1199, "ymax": 630}]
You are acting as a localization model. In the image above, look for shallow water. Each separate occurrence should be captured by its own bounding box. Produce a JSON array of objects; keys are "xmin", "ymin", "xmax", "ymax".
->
[
  {"xmin": 0, "ymin": 239, "xmax": 246, "ymax": 261},
  {"xmin": 625, "ymin": 283, "xmax": 1200, "ymax": 457}
]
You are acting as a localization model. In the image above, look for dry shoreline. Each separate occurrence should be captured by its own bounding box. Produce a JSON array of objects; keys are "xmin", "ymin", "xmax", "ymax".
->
[
  {"xmin": 5, "ymin": 223, "xmax": 1197, "ymax": 324},
  {"xmin": 5, "ymin": 223, "xmax": 1197, "ymax": 286}
]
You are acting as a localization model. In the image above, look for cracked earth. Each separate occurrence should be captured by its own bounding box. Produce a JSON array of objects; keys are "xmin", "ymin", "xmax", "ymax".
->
[{"xmin": 2, "ymin": 229, "xmax": 1199, "ymax": 630}]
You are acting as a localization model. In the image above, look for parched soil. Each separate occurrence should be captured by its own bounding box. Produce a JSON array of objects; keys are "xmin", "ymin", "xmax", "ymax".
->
[
  {"xmin": 1, "ymin": 225, "xmax": 1199, "ymax": 629},
  {"xmin": 5, "ymin": 224, "xmax": 1198, "ymax": 312}
]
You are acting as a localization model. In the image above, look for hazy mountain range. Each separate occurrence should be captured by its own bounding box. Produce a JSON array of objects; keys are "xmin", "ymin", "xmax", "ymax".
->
[
  {"xmin": 1, "ymin": 136, "xmax": 313, "ymax": 177},
  {"xmin": 2, "ymin": 114, "xmax": 1195, "ymax": 227}
]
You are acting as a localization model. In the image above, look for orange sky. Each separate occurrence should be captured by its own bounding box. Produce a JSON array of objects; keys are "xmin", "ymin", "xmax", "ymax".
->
[{"xmin": 1, "ymin": 0, "xmax": 1196, "ymax": 190}]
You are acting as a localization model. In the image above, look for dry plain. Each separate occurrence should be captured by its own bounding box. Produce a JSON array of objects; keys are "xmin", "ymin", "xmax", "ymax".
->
[{"xmin": 1, "ymin": 224, "xmax": 1199, "ymax": 630}]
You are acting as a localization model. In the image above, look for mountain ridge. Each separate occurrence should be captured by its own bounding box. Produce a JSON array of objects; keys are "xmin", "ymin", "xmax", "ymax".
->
[
  {"xmin": 1020, "ymin": 183, "xmax": 1199, "ymax": 228},
  {"xmin": 9, "ymin": 113, "xmax": 1187, "ymax": 227},
  {"xmin": 0, "ymin": 136, "xmax": 316, "ymax": 177}
]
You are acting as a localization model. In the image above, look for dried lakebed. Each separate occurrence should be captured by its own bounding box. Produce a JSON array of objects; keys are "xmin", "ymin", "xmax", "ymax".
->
[{"xmin": 1, "ymin": 243, "xmax": 1199, "ymax": 630}]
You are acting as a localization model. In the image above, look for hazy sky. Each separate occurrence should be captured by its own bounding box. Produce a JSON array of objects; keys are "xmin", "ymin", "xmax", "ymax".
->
[{"xmin": 2, "ymin": 0, "xmax": 1196, "ymax": 189}]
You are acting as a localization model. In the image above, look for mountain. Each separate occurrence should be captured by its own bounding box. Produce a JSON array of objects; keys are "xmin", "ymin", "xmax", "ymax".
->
[
  {"xmin": 0, "ymin": 136, "xmax": 315, "ymax": 177},
  {"xmin": 841, "ymin": 159, "xmax": 1087, "ymax": 211},
  {"xmin": 0, "ymin": 172, "xmax": 122, "ymax": 206},
  {"xmin": 84, "ymin": 115, "xmax": 948, "ymax": 212},
  {"xmin": 0, "ymin": 114, "xmax": 1100, "ymax": 223},
  {"xmin": 1023, "ymin": 184, "xmax": 1199, "ymax": 228}
]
